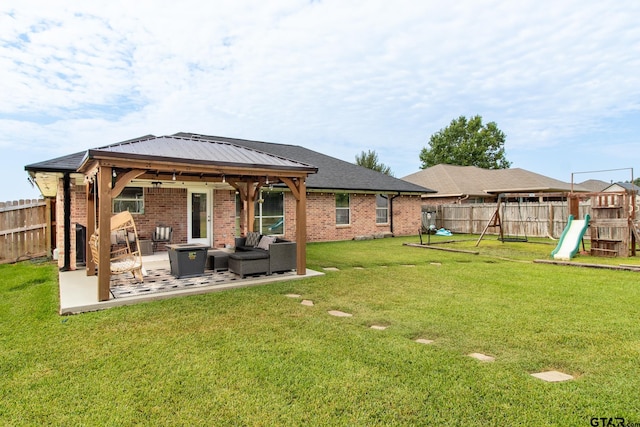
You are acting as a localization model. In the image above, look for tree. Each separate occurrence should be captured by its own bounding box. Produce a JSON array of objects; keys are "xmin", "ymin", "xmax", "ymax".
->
[
  {"xmin": 419, "ymin": 115, "xmax": 511, "ymax": 169},
  {"xmin": 355, "ymin": 150, "xmax": 394, "ymax": 176}
]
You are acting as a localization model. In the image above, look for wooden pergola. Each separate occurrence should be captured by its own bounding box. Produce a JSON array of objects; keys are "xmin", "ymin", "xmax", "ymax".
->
[{"xmin": 77, "ymin": 139, "xmax": 317, "ymax": 302}]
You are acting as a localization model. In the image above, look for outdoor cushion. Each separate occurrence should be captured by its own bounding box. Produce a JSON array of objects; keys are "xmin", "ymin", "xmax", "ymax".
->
[
  {"xmin": 245, "ymin": 231, "xmax": 261, "ymax": 247},
  {"xmin": 256, "ymin": 235, "xmax": 275, "ymax": 250},
  {"xmin": 155, "ymin": 226, "xmax": 171, "ymax": 241},
  {"xmin": 229, "ymin": 250, "xmax": 269, "ymax": 260}
]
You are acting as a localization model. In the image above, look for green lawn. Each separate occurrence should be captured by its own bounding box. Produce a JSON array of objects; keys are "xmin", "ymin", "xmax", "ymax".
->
[{"xmin": 1, "ymin": 237, "xmax": 639, "ymax": 426}]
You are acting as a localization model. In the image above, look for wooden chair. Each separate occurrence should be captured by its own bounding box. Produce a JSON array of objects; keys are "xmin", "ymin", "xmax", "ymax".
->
[{"xmin": 89, "ymin": 211, "xmax": 144, "ymax": 282}]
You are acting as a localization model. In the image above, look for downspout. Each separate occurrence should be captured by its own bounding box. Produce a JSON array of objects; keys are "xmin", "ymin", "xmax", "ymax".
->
[
  {"xmin": 61, "ymin": 172, "xmax": 71, "ymax": 271},
  {"xmin": 389, "ymin": 192, "xmax": 401, "ymax": 236}
]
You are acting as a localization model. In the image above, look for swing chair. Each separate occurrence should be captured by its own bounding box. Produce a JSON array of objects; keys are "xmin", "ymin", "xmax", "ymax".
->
[{"xmin": 89, "ymin": 211, "xmax": 144, "ymax": 282}]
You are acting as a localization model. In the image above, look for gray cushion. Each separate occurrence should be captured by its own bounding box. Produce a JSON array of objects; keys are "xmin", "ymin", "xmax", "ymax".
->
[
  {"xmin": 256, "ymin": 235, "xmax": 275, "ymax": 250},
  {"xmin": 245, "ymin": 231, "xmax": 261, "ymax": 247},
  {"xmin": 229, "ymin": 250, "xmax": 269, "ymax": 260}
]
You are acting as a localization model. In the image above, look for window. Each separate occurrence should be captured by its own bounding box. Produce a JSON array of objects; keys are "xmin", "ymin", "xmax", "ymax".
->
[
  {"xmin": 336, "ymin": 193, "xmax": 350, "ymax": 225},
  {"xmin": 235, "ymin": 190, "xmax": 285, "ymax": 235},
  {"xmin": 112, "ymin": 187, "xmax": 144, "ymax": 214},
  {"xmin": 376, "ymin": 194, "xmax": 389, "ymax": 224}
]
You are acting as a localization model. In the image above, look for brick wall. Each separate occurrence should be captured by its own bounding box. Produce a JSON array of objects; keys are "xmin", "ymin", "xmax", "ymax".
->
[
  {"xmin": 59, "ymin": 185, "xmax": 423, "ymax": 270},
  {"xmin": 390, "ymin": 194, "xmax": 423, "ymax": 236},
  {"xmin": 296, "ymin": 192, "xmax": 422, "ymax": 242},
  {"xmin": 213, "ymin": 190, "xmax": 236, "ymax": 249},
  {"xmin": 133, "ymin": 187, "xmax": 187, "ymax": 250}
]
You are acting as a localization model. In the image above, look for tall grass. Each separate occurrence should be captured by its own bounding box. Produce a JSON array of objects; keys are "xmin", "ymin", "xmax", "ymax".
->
[{"xmin": 1, "ymin": 237, "xmax": 639, "ymax": 425}]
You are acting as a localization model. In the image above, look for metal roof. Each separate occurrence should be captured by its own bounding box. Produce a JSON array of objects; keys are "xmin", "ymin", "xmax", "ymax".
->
[{"xmin": 86, "ymin": 135, "xmax": 317, "ymax": 172}]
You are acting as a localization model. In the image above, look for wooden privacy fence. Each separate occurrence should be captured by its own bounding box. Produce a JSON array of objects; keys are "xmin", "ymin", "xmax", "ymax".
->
[
  {"xmin": 0, "ymin": 199, "xmax": 49, "ymax": 264},
  {"xmin": 437, "ymin": 201, "xmax": 592, "ymax": 239}
]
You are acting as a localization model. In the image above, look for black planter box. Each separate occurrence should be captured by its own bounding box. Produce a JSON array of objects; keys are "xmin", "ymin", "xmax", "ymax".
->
[{"xmin": 166, "ymin": 244, "xmax": 210, "ymax": 278}]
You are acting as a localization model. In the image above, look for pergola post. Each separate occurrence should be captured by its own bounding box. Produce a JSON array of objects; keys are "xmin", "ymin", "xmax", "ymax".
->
[
  {"xmin": 86, "ymin": 182, "xmax": 96, "ymax": 276},
  {"xmin": 281, "ymin": 177, "xmax": 307, "ymax": 276},
  {"xmin": 246, "ymin": 181, "xmax": 256, "ymax": 233},
  {"xmin": 97, "ymin": 166, "xmax": 112, "ymax": 301},
  {"xmin": 295, "ymin": 179, "xmax": 307, "ymax": 275}
]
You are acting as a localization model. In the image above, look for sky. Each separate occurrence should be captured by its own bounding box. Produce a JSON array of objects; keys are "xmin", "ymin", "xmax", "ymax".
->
[{"xmin": 1, "ymin": 0, "xmax": 639, "ymax": 201}]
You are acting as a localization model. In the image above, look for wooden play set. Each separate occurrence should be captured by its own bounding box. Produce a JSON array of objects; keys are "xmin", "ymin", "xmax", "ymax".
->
[{"xmin": 476, "ymin": 187, "xmax": 638, "ymax": 258}]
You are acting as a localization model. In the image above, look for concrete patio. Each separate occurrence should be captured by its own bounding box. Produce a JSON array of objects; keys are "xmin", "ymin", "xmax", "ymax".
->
[{"xmin": 59, "ymin": 252, "xmax": 323, "ymax": 315}]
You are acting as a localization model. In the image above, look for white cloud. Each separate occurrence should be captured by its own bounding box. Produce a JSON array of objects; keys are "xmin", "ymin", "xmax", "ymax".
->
[{"xmin": 0, "ymin": 0, "xmax": 639, "ymax": 199}]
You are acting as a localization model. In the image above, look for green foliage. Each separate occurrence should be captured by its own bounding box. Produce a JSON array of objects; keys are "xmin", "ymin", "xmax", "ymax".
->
[
  {"xmin": 2, "ymin": 241, "xmax": 640, "ymax": 425},
  {"xmin": 355, "ymin": 149, "xmax": 394, "ymax": 176},
  {"xmin": 420, "ymin": 115, "xmax": 511, "ymax": 169}
]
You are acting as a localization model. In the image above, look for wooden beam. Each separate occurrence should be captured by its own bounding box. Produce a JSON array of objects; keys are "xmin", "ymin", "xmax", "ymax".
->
[
  {"xmin": 280, "ymin": 177, "xmax": 300, "ymax": 200},
  {"xmin": 97, "ymin": 166, "xmax": 112, "ymax": 301},
  {"xmin": 84, "ymin": 155, "xmax": 310, "ymax": 179},
  {"xmin": 296, "ymin": 178, "xmax": 307, "ymax": 275},
  {"xmin": 246, "ymin": 181, "xmax": 256, "ymax": 233},
  {"xmin": 110, "ymin": 169, "xmax": 145, "ymax": 198},
  {"xmin": 404, "ymin": 243, "xmax": 479, "ymax": 255},
  {"xmin": 86, "ymin": 182, "xmax": 96, "ymax": 277},
  {"xmin": 282, "ymin": 177, "xmax": 307, "ymax": 275}
]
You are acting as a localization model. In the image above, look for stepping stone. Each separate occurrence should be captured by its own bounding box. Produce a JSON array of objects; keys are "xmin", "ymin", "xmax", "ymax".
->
[
  {"xmin": 328, "ymin": 310, "xmax": 352, "ymax": 317},
  {"xmin": 468, "ymin": 353, "xmax": 495, "ymax": 362},
  {"xmin": 415, "ymin": 338, "xmax": 434, "ymax": 345},
  {"xmin": 370, "ymin": 325, "xmax": 387, "ymax": 330},
  {"xmin": 530, "ymin": 371, "xmax": 574, "ymax": 382},
  {"xmin": 430, "ymin": 262, "xmax": 442, "ymax": 266},
  {"xmin": 353, "ymin": 267, "xmax": 364, "ymax": 270},
  {"xmin": 285, "ymin": 293, "xmax": 301, "ymax": 298},
  {"xmin": 401, "ymin": 264, "xmax": 415, "ymax": 267},
  {"xmin": 323, "ymin": 267, "xmax": 340, "ymax": 271},
  {"xmin": 301, "ymin": 300, "xmax": 314, "ymax": 306}
]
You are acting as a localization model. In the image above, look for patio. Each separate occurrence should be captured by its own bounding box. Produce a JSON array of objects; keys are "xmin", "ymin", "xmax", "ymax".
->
[{"xmin": 59, "ymin": 252, "xmax": 323, "ymax": 315}]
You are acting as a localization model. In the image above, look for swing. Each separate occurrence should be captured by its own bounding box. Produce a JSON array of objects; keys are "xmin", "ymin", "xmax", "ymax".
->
[{"xmin": 499, "ymin": 197, "xmax": 528, "ymax": 243}]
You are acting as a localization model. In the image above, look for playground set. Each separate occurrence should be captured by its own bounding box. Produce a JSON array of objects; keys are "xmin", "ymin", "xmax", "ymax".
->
[{"xmin": 473, "ymin": 169, "xmax": 639, "ymax": 260}]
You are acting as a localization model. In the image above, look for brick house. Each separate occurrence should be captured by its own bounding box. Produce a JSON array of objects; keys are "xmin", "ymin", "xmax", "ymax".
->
[
  {"xmin": 402, "ymin": 164, "xmax": 588, "ymax": 205},
  {"xmin": 26, "ymin": 133, "xmax": 434, "ymax": 275}
]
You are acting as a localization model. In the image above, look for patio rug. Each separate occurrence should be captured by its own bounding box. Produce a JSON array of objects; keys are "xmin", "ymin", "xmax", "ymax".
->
[{"xmin": 109, "ymin": 268, "xmax": 293, "ymax": 299}]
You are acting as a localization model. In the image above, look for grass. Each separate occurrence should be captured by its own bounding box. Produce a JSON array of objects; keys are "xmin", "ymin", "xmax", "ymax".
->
[{"xmin": 1, "ymin": 236, "xmax": 640, "ymax": 425}]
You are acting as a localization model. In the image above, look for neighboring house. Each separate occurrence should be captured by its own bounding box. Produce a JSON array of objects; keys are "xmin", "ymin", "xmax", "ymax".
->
[
  {"xmin": 26, "ymin": 133, "xmax": 434, "ymax": 273},
  {"xmin": 602, "ymin": 182, "xmax": 640, "ymax": 218},
  {"xmin": 402, "ymin": 164, "xmax": 589, "ymax": 205},
  {"xmin": 576, "ymin": 179, "xmax": 610, "ymax": 193}
]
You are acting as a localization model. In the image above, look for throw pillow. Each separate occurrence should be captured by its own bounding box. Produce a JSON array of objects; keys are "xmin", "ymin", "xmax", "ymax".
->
[
  {"xmin": 257, "ymin": 235, "xmax": 275, "ymax": 251},
  {"xmin": 245, "ymin": 231, "xmax": 261, "ymax": 247}
]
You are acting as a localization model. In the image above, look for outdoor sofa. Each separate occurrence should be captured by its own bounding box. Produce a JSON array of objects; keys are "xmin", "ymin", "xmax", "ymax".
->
[{"xmin": 229, "ymin": 232, "xmax": 296, "ymax": 278}]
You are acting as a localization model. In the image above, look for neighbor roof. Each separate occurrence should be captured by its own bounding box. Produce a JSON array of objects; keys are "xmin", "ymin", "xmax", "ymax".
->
[
  {"xmin": 602, "ymin": 181, "xmax": 640, "ymax": 193},
  {"xmin": 402, "ymin": 164, "xmax": 588, "ymax": 198},
  {"xmin": 576, "ymin": 179, "xmax": 610, "ymax": 192}
]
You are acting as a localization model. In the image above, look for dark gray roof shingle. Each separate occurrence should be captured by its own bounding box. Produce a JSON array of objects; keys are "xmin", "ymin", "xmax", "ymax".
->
[
  {"xmin": 26, "ymin": 132, "xmax": 434, "ymax": 194},
  {"xmin": 176, "ymin": 133, "xmax": 434, "ymax": 193}
]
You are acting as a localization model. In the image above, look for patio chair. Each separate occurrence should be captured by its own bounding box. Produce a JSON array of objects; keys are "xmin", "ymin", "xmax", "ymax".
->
[
  {"xmin": 152, "ymin": 224, "xmax": 173, "ymax": 252},
  {"xmin": 89, "ymin": 211, "xmax": 144, "ymax": 282}
]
